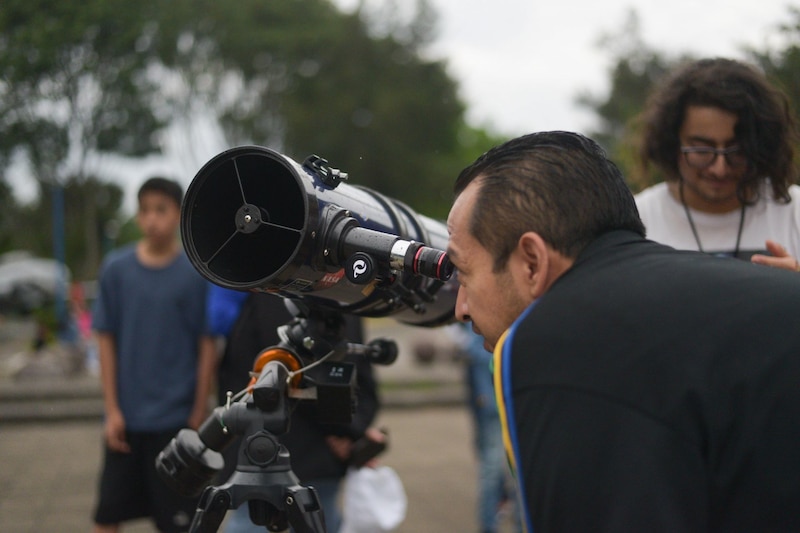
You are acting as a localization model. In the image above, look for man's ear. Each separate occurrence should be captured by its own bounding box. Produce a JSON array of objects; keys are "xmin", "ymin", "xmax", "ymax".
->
[{"xmin": 515, "ymin": 232, "xmax": 552, "ymax": 299}]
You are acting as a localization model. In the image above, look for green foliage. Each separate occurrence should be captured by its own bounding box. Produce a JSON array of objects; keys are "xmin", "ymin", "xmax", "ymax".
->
[
  {"xmin": 0, "ymin": 0, "xmax": 498, "ymax": 281},
  {"xmin": 153, "ymin": 0, "xmax": 473, "ymax": 217},
  {"xmin": 3, "ymin": 178, "xmax": 124, "ymax": 279},
  {"xmin": 115, "ymin": 217, "xmax": 143, "ymax": 248},
  {"xmin": 0, "ymin": 0, "xmax": 166, "ymax": 164},
  {"xmin": 747, "ymin": 6, "xmax": 800, "ymax": 122},
  {"xmin": 575, "ymin": 11, "xmax": 674, "ymax": 190},
  {"xmin": 0, "ymin": 181, "xmax": 15, "ymax": 254},
  {"xmin": 0, "ymin": 0, "xmax": 169, "ymax": 279},
  {"xmin": 279, "ymin": 11, "xmax": 465, "ymax": 216}
]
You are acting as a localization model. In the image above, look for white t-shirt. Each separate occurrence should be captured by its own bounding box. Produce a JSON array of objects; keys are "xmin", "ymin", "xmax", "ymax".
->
[{"xmin": 635, "ymin": 182, "xmax": 800, "ymax": 260}]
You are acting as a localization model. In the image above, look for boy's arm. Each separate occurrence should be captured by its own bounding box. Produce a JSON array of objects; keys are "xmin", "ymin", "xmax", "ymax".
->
[
  {"xmin": 97, "ymin": 332, "xmax": 130, "ymax": 453},
  {"xmin": 188, "ymin": 335, "xmax": 218, "ymax": 430}
]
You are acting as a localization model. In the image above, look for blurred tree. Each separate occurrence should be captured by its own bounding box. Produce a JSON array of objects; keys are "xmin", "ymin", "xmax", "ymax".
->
[
  {"xmin": 0, "ymin": 181, "xmax": 15, "ymax": 255},
  {"xmin": 280, "ymin": 5, "xmax": 465, "ymax": 217},
  {"xmin": 747, "ymin": 6, "xmax": 800, "ymax": 125},
  {"xmin": 115, "ymin": 217, "xmax": 143, "ymax": 249},
  {"xmin": 154, "ymin": 0, "xmax": 470, "ymax": 217},
  {"xmin": 5, "ymin": 178, "xmax": 124, "ymax": 278},
  {"xmin": 0, "ymin": 0, "xmax": 494, "ymax": 282},
  {"xmin": 575, "ymin": 11, "xmax": 674, "ymax": 190},
  {"xmin": 0, "ymin": 0, "xmax": 167, "ymax": 276}
]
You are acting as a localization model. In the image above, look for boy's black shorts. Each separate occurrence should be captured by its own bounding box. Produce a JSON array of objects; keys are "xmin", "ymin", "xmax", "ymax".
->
[{"xmin": 93, "ymin": 429, "xmax": 198, "ymax": 532}]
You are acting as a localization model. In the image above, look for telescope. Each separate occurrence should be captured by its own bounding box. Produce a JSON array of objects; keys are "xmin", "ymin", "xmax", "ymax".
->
[
  {"xmin": 157, "ymin": 146, "xmax": 458, "ymax": 532},
  {"xmin": 181, "ymin": 145, "xmax": 456, "ymax": 325}
]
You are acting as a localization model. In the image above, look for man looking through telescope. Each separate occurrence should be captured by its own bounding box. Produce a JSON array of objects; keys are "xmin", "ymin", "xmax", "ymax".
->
[{"xmin": 446, "ymin": 131, "xmax": 800, "ymax": 532}]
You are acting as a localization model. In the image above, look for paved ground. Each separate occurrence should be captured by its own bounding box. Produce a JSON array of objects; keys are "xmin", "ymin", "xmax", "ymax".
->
[
  {"xmin": 0, "ymin": 407, "xmax": 520, "ymax": 532},
  {"xmin": 0, "ymin": 317, "xmax": 520, "ymax": 532}
]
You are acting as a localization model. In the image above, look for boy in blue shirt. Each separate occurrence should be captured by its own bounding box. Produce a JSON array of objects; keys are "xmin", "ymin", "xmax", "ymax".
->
[{"xmin": 92, "ymin": 177, "xmax": 216, "ymax": 533}]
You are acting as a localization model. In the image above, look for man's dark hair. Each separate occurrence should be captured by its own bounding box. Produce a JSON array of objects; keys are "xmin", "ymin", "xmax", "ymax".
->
[
  {"xmin": 137, "ymin": 176, "xmax": 184, "ymax": 208},
  {"xmin": 639, "ymin": 57, "xmax": 799, "ymax": 203},
  {"xmin": 454, "ymin": 131, "xmax": 645, "ymax": 270}
]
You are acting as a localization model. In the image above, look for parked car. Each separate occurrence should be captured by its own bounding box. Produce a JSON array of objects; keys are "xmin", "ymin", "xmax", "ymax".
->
[{"xmin": 0, "ymin": 251, "xmax": 70, "ymax": 314}]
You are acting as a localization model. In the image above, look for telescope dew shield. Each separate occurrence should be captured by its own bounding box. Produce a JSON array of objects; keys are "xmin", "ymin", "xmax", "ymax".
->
[{"xmin": 182, "ymin": 146, "xmax": 456, "ymax": 326}]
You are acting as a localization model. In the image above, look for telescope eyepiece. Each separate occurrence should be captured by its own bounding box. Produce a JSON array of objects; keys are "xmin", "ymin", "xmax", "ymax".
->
[
  {"xmin": 339, "ymin": 227, "xmax": 452, "ymax": 282},
  {"xmin": 407, "ymin": 242, "xmax": 453, "ymax": 281}
]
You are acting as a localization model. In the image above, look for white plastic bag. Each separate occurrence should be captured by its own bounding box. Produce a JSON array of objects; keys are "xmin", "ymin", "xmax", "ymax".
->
[{"xmin": 339, "ymin": 465, "xmax": 407, "ymax": 533}]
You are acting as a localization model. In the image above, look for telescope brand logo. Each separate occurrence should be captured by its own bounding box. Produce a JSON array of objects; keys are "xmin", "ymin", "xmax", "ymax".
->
[
  {"xmin": 352, "ymin": 259, "xmax": 368, "ymax": 278},
  {"xmin": 345, "ymin": 252, "xmax": 375, "ymax": 285}
]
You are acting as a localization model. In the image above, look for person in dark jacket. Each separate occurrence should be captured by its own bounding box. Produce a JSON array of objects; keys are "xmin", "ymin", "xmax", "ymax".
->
[{"xmin": 446, "ymin": 130, "xmax": 800, "ymax": 532}]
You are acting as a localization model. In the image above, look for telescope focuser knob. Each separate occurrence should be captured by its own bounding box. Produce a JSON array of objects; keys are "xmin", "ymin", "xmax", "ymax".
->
[{"xmin": 304, "ymin": 155, "xmax": 349, "ymax": 188}]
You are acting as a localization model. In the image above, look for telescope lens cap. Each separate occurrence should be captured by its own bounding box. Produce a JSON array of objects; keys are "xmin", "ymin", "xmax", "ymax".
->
[{"xmin": 345, "ymin": 252, "xmax": 375, "ymax": 284}]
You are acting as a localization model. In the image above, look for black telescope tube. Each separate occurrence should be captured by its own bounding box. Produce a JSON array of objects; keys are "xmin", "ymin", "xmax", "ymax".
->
[{"xmin": 180, "ymin": 145, "xmax": 458, "ymax": 326}]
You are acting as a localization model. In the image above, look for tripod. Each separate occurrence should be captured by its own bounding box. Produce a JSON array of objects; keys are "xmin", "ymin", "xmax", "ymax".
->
[
  {"xmin": 157, "ymin": 302, "xmax": 396, "ymax": 532},
  {"xmin": 185, "ymin": 359, "xmax": 325, "ymax": 533}
]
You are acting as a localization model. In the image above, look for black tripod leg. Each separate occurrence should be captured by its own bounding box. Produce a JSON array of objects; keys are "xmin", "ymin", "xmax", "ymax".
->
[
  {"xmin": 285, "ymin": 485, "xmax": 326, "ymax": 533},
  {"xmin": 189, "ymin": 486, "xmax": 232, "ymax": 533}
]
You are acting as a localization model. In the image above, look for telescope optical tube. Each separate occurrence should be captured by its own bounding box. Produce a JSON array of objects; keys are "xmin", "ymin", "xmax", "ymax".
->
[{"xmin": 181, "ymin": 146, "xmax": 457, "ymax": 326}]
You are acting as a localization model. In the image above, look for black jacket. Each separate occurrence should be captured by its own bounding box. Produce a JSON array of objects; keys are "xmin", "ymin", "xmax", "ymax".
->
[{"xmin": 501, "ymin": 230, "xmax": 800, "ymax": 532}]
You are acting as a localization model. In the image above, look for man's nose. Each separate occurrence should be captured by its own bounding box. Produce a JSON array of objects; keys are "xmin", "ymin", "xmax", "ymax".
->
[{"xmin": 455, "ymin": 287, "xmax": 470, "ymax": 322}]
